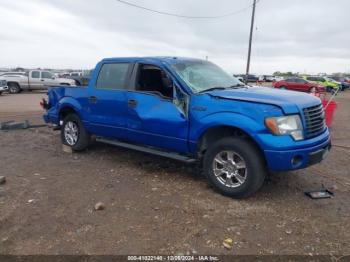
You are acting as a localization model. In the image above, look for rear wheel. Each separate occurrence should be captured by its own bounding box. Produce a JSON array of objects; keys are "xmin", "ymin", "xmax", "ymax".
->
[
  {"xmin": 203, "ymin": 137, "xmax": 267, "ymax": 198},
  {"xmin": 61, "ymin": 113, "xmax": 90, "ymax": 151},
  {"xmin": 8, "ymin": 83, "xmax": 21, "ymax": 94}
]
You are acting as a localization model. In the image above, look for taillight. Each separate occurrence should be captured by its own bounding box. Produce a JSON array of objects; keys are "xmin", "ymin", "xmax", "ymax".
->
[{"xmin": 40, "ymin": 98, "xmax": 49, "ymax": 110}]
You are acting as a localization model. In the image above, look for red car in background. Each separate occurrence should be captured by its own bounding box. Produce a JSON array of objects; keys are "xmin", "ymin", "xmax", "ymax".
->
[{"xmin": 273, "ymin": 77, "xmax": 325, "ymax": 93}]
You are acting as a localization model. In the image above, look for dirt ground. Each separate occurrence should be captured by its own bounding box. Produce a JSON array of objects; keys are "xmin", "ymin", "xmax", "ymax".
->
[{"xmin": 0, "ymin": 90, "xmax": 349, "ymax": 256}]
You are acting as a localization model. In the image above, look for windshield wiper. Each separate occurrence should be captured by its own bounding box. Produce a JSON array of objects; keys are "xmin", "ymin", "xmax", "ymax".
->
[
  {"xmin": 230, "ymin": 83, "xmax": 247, "ymax": 89},
  {"xmin": 198, "ymin": 87, "xmax": 228, "ymax": 93}
]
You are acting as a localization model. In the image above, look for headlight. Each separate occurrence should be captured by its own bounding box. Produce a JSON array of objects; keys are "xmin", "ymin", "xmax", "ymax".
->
[{"xmin": 265, "ymin": 115, "xmax": 304, "ymax": 141}]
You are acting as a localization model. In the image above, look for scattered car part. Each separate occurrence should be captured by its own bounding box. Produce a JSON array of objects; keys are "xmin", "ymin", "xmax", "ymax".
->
[
  {"xmin": 305, "ymin": 188, "xmax": 334, "ymax": 199},
  {"xmin": 0, "ymin": 176, "xmax": 6, "ymax": 185},
  {"xmin": 0, "ymin": 120, "xmax": 29, "ymax": 130}
]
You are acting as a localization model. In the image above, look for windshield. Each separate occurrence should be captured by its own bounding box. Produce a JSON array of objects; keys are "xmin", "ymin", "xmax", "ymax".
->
[
  {"xmin": 325, "ymin": 77, "xmax": 337, "ymax": 82},
  {"xmin": 171, "ymin": 60, "xmax": 242, "ymax": 93}
]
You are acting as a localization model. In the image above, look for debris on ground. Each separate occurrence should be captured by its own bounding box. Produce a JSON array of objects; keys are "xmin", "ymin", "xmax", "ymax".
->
[
  {"xmin": 62, "ymin": 145, "xmax": 73, "ymax": 154},
  {"xmin": 27, "ymin": 199, "xmax": 36, "ymax": 204},
  {"xmin": 94, "ymin": 202, "xmax": 106, "ymax": 211},
  {"xmin": 223, "ymin": 238, "xmax": 233, "ymax": 249},
  {"xmin": 285, "ymin": 229, "xmax": 293, "ymax": 235},
  {"xmin": 305, "ymin": 188, "xmax": 334, "ymax": 199},
  {"xmin": 0, "ymin": 120, "xmax": 30, "ymax": 130},
  {"xmin": 0, "ymin": 176, "xmax": 6, "ymax": 185}
]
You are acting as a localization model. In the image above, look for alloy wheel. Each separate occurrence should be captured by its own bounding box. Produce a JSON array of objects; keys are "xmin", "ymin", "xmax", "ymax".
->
[
  {"xmin": 64, "ymin": 121, "xmax": 79, "ymax": 146},
  {"xmin": 212, "ymin": 150, "xmax": 247, "ymax": 188}
]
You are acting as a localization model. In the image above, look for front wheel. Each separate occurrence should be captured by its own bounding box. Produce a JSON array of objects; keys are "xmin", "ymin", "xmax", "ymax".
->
[
  {"xmin": 8, "ymin": 83, "xmax": 21, "ymax": 94},
  {"xmin": 61, "ymin": 113, "xmax": 91, "ymax": 151},
  {"xmin": 203, "ymin": 137, "xmax": 267, "ymax": 198}
]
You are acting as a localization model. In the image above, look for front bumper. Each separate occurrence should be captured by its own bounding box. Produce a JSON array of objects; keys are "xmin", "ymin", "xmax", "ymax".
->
[
  {"xmin": 264, "ymin": 136, "xmax": 331, "ymax": 171},
  {"xmin": 0, "ymin": 86, "xmax": 8, "ymax": 91}
]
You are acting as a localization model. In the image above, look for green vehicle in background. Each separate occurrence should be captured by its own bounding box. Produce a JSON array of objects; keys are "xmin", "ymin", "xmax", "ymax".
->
[{"xmin": 303, "ymin": 76, "xmax": 340, "ymax": 92}]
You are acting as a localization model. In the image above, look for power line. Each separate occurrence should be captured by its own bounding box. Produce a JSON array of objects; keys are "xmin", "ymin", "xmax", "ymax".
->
[{"xmin": 114, "ymin": 0, "xmax": 259, "ymax": 19}]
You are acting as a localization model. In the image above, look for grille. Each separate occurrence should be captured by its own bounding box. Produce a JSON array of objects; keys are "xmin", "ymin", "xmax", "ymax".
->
[{"xmin": 303, "ymin": 103, "xmax": 326, "ymax": 138}]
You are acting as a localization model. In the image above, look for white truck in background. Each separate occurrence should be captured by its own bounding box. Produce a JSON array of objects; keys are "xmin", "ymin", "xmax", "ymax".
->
[
  {"xmin": 0, "ymin": 76, "xmax": 8, "ymax": 95},
  {"xmin": 2, "ymin": 70, "xmax": 75, "ymax": 94}
]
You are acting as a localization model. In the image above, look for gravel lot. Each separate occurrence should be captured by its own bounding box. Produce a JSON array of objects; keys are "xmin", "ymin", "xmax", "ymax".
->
[{"xmin": 0, "ymin": 90, "xmax": 349, "ymax": 256}]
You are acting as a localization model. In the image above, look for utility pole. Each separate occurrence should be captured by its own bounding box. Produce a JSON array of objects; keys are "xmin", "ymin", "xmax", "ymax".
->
[{"xmin": 245, "ymin": 0, "xmax": 257, "ymax": 84}]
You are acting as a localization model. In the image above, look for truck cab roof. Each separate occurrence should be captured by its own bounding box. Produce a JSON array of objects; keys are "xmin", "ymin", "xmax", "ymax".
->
[{"xmin": 101, "ymin": 56, "xmax": 203, "ymax": 65}]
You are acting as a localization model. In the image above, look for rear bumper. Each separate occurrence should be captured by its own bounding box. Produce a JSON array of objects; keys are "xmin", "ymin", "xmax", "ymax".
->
[
  {"xmin": 43, "ymin": 112, "xmax": 59, "ymax": 125},
  {"xmin": 264, "ymin": 137, "xmax": 331, "ymax": 171}
]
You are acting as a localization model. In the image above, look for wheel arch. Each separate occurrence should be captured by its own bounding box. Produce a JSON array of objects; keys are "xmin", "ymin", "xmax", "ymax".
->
[
  {"xmin": 59, "ymin": 106, "xmax": 79, "ymax": 122},
  {"xmin": 197, "ymin": 125, "xmax": 266, "ymax": 163},
  {"xmin": 7, "ymin": 81, "xmax": 21, "ymax": 88},
  {"xmin": 57, "ymin": 96, "xmax": 84, "ymax": 122}
]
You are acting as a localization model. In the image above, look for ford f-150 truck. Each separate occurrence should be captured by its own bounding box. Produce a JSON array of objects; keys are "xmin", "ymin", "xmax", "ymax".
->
[
  {"xmin": 3, "ymin": 70, "xmax": 75, "ymax": 94},
  {"xmin": 43, "ymin": 57, "xmax": 331, "ymax": 198}
]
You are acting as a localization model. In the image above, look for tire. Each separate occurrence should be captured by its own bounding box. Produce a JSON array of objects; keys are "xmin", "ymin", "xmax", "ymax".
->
[
  {"xmin": 280, "ymin": 86, "xmax": 287, "ymax": 90},
  {"xmin": 8, "ymin": 83, "xmax": 21, "ymax": 94},
  {"xmin": 203, "ymin": 137, "xmax": 267, "ymax": 198},
  {"xmin": 0, "ymin": 91, "xmax": 2, "ymax": 96},
  {"xmin": 61, "ymin": 113, "xmax": 90, "ymax": 151}
]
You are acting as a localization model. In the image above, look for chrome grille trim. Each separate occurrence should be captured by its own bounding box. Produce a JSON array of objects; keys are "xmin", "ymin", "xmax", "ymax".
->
[{"xmin": 303, "ymin": 103, "xmax": 326, "ymax": 138}]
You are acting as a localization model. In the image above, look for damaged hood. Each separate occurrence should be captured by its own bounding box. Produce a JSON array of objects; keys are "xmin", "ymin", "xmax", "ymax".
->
[{"xmin": 207, "ymin": 86, "xmax": 321, "ymax": 114}]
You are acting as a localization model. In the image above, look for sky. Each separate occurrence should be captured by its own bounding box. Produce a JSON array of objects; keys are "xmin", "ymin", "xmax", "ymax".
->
[{"xmin": 0, "ymin": 0, "xmax": 349, "ymax": 74}]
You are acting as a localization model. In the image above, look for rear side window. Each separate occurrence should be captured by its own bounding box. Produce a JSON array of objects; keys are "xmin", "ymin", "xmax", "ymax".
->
[
  {"xmin": 96, "ymin": 63, "xmax": 130, "ymax": 90},
  {"xmin": 42, "ymin": 71, "xmax": 53, "ymax": 79},
  {"xmin": 31, "ymin": 71, "xmax": 40, "ymax": 78}
]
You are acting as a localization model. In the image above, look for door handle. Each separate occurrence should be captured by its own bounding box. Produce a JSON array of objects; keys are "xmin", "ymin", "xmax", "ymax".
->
[
  {"xmin": 41, "ymin": 79, "xmax": 45, "ymax": 81},
  {"xmin": 88, "ymin": 96, "xmax": 98, "ymax": 104},
  {"xmin": 128, "ymin": 99, "xmax": 137, "ymax": 108}
]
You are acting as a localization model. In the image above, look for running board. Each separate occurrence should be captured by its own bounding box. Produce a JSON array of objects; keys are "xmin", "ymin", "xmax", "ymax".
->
[{"xmin": 96, "ymin": 137, "xmax": 197, "ymax": 163}]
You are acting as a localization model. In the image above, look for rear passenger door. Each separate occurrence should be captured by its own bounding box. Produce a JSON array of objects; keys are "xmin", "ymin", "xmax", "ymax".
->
[{"xmin": 87, "ymin": 62, "xmax": 133, "ymax": 139}]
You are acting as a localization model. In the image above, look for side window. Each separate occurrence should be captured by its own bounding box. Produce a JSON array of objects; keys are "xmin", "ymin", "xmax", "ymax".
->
[
  {"xmin": 31, "ymin": 71, "xmax": 40, "ymax": 78},
  {"xmin": 42, "ymin": 71, "xmax": 53, "ymax": 79},
  {"xmin": 96, "ymin": 63, "xmax": 130, "ymax": 90},
  {"xmin": 286, "ymin": 78, "xmax": 295, "ymax": 83},
  {"xmin": 136, "ymin": 64, "xmax": 174, "ymax": 99}
]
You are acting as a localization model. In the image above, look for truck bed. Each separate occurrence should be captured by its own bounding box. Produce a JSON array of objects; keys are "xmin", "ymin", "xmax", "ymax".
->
[{"xmin": 47, "ymin": 86, "xmax": 87, "ymax": 106}]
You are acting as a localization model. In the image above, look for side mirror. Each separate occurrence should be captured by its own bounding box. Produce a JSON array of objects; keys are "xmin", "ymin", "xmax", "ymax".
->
[{"xmin": 52, "ymin": 76, "xmax": 55, "ymax": 80}]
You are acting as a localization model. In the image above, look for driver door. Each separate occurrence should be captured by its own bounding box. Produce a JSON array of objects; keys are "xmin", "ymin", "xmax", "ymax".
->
[{"xmin": 125, "ymin": 63, "xmax": 190, "ymax": 153}]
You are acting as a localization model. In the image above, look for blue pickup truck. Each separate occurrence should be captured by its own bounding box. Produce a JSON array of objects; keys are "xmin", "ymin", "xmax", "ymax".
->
[{"xmin": 43, "ymin": 57, "xmax": 331, "ymax": 198}]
